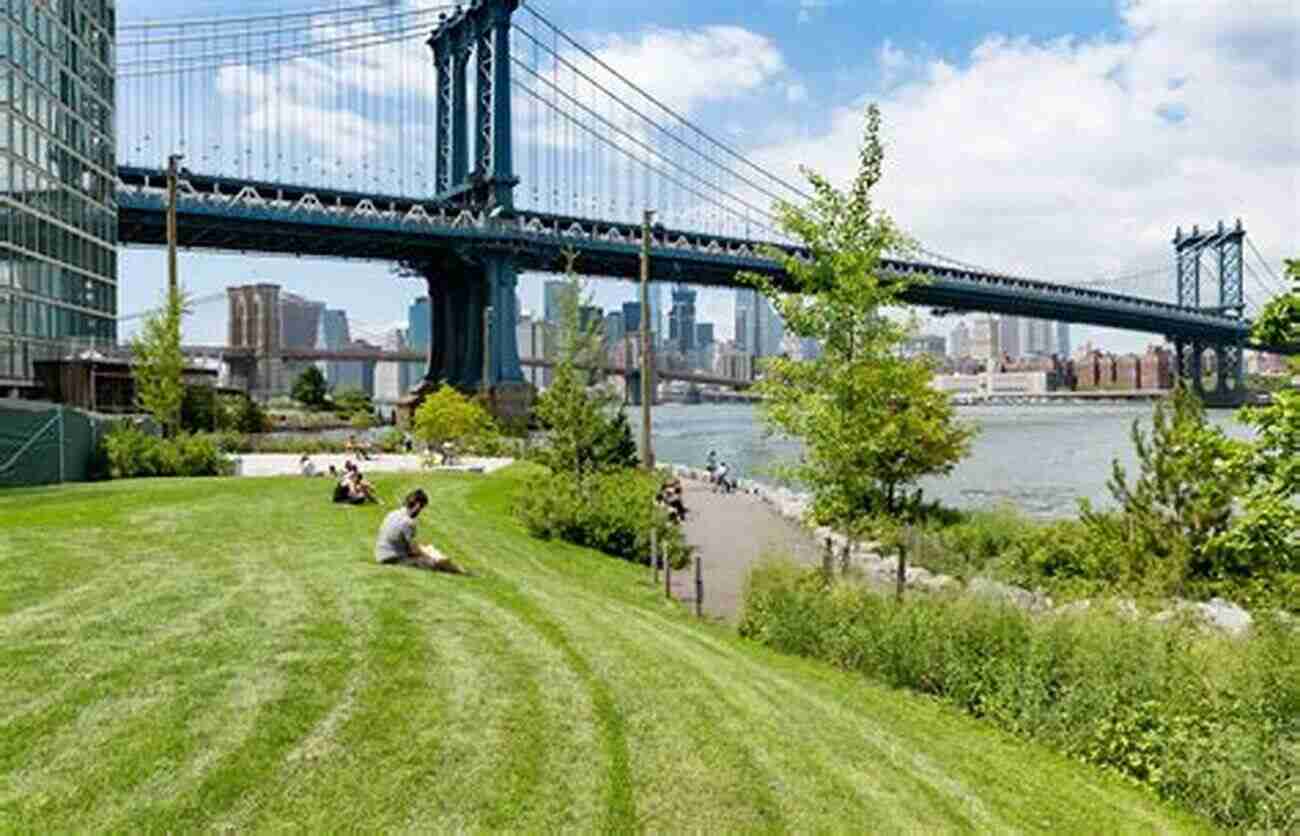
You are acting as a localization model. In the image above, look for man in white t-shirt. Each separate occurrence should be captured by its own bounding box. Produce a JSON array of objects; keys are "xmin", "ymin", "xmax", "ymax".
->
[{"xmin": 374, "ymin": 489, "xmax": 465, "ymax": 573}]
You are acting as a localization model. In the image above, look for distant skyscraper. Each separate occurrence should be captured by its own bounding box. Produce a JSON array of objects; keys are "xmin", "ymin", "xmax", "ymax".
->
[
  {"xmin": 319, "ymin": 309, "xmax": 354, "ymax": 390},
  {"xmin": 998, "ymin": 315, "xmax": 1021, "ymax": 360},
  {"xmin": 669, "ymin": 285, "xmax": 698, "ymax": 354},
  {"xmin": 621, "ymin": 302, "xmax": 642, "ymax": 334},
  {"xmin": 405, "ymin": 297, "xmax": 431, "ymax": 392},
  {"xmin": 972, "ymin": 318, "xmax": 999, "ymax": 362},
  {"xmin": 694, "ymin": 322, "xmax": 715, "ymax": 370},
  {"xmin": 543, "ymin": 280, "xmax": 570, "ymax": 324},
  {"xmin": 799, "ymin": 337, "xmax": 822, "ymax": 361},
  {"xmin": 648, "ymin": 283, "xmax": 664, "ymax": 346},
  {"xmin": 604, "ymin": 311, "xmax": 625, "ymax": 346},
  {"xmin": 949, "ymin": 321, "xmax": 971, "ymax": 359},
  {"xmin": 1056, "ymin": 321, "xmax": 1071, "ymax": 357},
  {"xmin": 279, "ymin": 292, "xmax": 325, "ymax": 349},
  {"xmin": 1022, "ymin": 318, "xmax": 1054, "ymax": 357},
  {"xmin": 734, "ymin": 289, "xmax": 783, "ymax": 357}
]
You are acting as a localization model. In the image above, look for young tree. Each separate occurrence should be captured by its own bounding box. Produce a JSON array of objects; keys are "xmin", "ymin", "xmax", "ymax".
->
[
  {"xmin": 739, "ymin": 104, "xmax": 974, "ymax": 600},
  {"xmin": 532, "ymin": 253, "xmax": 640, "ymax": 484},
  {"xmin": 132, "ymin": 285, "xmax": 188, "ymax": 436},
  {"xmin": 291, "ymin": 366, "xmax": 329, "ymax": 409},
  {"xmin": 413, "ymin": 383, "xmax": 497, "ymax": 451}
]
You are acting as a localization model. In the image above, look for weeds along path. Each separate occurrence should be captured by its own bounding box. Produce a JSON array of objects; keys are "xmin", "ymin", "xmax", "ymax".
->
[{"xmin": 0, "ymin": 470, "xmax": 1208, "ymax": 832}]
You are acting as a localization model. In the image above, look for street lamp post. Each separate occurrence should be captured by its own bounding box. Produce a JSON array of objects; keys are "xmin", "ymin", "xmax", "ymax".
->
[{"xmin": 640, "ymin": 209, "xmax": 655, "ymax": 471}]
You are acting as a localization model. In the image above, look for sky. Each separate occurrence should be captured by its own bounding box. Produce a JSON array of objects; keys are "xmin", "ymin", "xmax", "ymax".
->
[{"xmin": 117, "ymin": 0, "xmax": 1300, "ymax": 353}]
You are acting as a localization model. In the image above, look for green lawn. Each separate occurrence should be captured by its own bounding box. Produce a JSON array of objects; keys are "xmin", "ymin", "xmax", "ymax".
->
[{"xmin": 1, "ymin": 467, "xmax": 1208, "ymax": 832}]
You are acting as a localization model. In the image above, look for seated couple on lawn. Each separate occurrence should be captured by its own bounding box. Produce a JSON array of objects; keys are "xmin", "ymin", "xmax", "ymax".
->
[
  {"xmin": 374, "ymin": 489, "xmax": 466, "ymax": 574},
  {"xmin": 332, "ymin": 461, "xmax": 378, "ymax": 505}
]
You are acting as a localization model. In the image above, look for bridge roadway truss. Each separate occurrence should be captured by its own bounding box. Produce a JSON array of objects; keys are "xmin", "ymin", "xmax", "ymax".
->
[{"xmin": 116, "ymin": 167, "xmax": 1282, "ymax": 399}]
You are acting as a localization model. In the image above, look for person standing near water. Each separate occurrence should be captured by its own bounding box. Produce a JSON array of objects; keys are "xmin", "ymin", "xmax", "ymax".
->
[{"xmin": 705, "ymin": 449, "xmax": 718, "ymax": 484}]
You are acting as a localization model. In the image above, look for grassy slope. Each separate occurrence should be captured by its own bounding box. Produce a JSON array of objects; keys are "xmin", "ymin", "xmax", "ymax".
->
[{"xmin": 0, "ymin": 468, "xmax": 1208, "ymax": 833}]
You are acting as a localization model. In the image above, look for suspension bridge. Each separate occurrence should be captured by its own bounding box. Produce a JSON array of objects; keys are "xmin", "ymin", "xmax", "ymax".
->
[{"xmin": 113, "ymin": 0, "xmax": 1295, "ymax": 409}]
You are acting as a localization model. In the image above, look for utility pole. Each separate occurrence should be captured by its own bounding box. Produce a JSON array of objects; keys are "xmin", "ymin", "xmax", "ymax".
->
[
  {"xmin": 166, "ymin": 154, "xmax": 182, "ymax": 295},
  {"xmin": 482, "ymin": 304, "xmax": 494, "ymax": 398},
  {"xmin": 640, "ymin": 209, "xmax": 655, "ymax": 471}
]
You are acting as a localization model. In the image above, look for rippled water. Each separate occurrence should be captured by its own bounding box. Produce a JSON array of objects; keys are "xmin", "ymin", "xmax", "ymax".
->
[{"xmin": 648, "ymin": 402, "xmax": 1253, "ymax": 518}]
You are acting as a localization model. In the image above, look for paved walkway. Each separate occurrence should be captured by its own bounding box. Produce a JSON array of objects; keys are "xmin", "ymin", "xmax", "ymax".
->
[
  {"xmin": 669, "ymin": 479, "xmax": 822, "ymax": 621},
  {"xmin": 231, "ymin": 454, "xmax": 514, "ymax": 478}
]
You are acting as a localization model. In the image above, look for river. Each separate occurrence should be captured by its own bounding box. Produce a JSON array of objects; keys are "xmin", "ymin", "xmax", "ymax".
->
[{"xmin": 648, "ymin": 402, "xmax": 1254, "ymax": 518}]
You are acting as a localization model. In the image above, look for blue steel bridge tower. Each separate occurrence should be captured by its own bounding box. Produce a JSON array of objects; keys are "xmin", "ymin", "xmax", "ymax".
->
[{"xmin": 406, "ymin": 0, "xmax": 526, "ymax": 408}]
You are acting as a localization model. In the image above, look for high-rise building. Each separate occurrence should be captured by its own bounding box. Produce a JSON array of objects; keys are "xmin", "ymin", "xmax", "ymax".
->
[
  {"xmin": 404, "ymin": 296, "xmax": 430, "ymax": 393},
  {"xmin": 998, "ymin": 316, "xmax": 1022, "ymax": 360},
  {"xmin": 949, "ymin": 322, "xmax": 971, "ymax": 359},
  {"xmin": 621, "ymin": 302, "xmax": 642, "ymax": 334},
  {"xmin": 668, "ymin": 285, "xmax": 697, "ymax": 355},
  {"xmin": 693, "ymin": 322, "xmax": 715, "ymax": 370},
  {"xmin": 799, "ymin": 337, "xmax": 822, "ymax": 361},
  {"xmin": 543, "ymin": 280, "xmax": 569, "ymax": 325},
  {"xmin": 516, "ymin": 313, "xmax": 546, "ymax": 389},
  {"xmin": 604, "ymin": 311, "xmax": 625, "ymax": 347},
  {"xmin": 1056, "ymin": 321, "xmax": 1071, "ymax": 357},
  {"xmin": 1022, "ymin": 318, "xmax": 1054, "ymax": 357},
  {"xmin": 647, "ymin": 282, "xmax": 663, "ymax": 346},
  {"xmin": 735, "ymin": 288, "xmax": 784, "ymax": 358},
  {"xmin": 1, "ymin": 0, "xmax": 118, "ymax": 391},
  {"xmin": 902, "ymin": 335, "xmax": 947, "ymax": 359},
  {"xmin": 972, "ymin": 317, "xmax": 999, "ymax": 362}
]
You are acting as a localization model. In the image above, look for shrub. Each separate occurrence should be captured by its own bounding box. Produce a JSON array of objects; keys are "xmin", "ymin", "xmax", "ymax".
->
[
  {"xmin": 378, "ymin": 428, "xmax": 406, "ymax": 453},
  {"xmin": 515, "ymin": 468, "xmax": 692, "ymax": 569},
  {"xmin": 103, "ymin": 426, "xmax": 232, "ymax": 479},
  {"xmin": 413, "ymin": 384, "xmax": 498, "ymax": 452},
  {"xmin": 740, "ymin": 564, "xmax": 1300, "ymax": 830}
]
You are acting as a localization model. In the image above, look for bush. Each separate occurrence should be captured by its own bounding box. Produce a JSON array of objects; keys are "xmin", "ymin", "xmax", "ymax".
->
[
  {"xmin": 515, "ymin": 468, "xmax": 692, "ymax": 569},
  {"xmin": 103, "ymin": 426, "xmax": 232, "ymax": 479},
  {"xmin": 378, "ymin": 428, "xmax": 407, "ymax": 453},
  {"xmin": 740, "ymin": 564, "xmax": 1300, "ymax": 830},
  {"xmin": 413, "ymin": 384, "xmax": 498, "ymax": 452}
]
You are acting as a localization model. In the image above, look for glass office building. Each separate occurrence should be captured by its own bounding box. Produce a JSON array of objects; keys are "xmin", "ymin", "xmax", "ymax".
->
[{"xmin": 0, "ymin": 0, "xmax": 116, "ymax": 391}]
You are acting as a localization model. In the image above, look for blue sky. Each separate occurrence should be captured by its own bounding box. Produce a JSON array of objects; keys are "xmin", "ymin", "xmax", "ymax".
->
[{"xmin": 117, "ymin": 0, "xmax": 1298, "ymax": 352}]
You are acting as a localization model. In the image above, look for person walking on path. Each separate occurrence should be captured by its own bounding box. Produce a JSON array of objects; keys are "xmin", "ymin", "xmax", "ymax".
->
[
  {"xmin": 714, "ymin": 461, "xmax": 733, "ymax": 494},
  {"xmin": 374, "ymin": 489, "xmax": 466, "ymax": 573},
  {"xmin": 705, "ymin": 450, "xmax": 718, "ymax": 485}
]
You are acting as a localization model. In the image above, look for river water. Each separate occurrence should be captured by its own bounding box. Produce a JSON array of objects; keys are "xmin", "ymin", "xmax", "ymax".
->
[{"xmin": 649, "ymin": 402, "xmax": 1253, "ymax": 518}]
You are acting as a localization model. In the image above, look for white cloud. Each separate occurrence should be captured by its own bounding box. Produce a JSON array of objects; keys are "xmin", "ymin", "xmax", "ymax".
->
[
  {"xmin": 751, "ymin": 0, "xmax": 1299, "ymax": 350},
  {"xmin": 786, "ymin": 82, "xmax": 808, "ymax": 103}
]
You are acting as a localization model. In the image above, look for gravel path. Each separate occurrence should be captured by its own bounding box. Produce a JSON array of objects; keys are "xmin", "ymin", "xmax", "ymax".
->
[{"xmin": 669, "ymin": 479, "xmax": 822, "ymax": 620}]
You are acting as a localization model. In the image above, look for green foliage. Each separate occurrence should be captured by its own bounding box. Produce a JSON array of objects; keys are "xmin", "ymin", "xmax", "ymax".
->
[
  {"xmin": 737, "ymin": 104, "xmax": 973, "ymax": 593},
  {"xmin": 531, "ymin": 259, "xmax": 640, "ymax": 482},
  {"xmin": 180, "ymin": 384, "xmax": 219, "ymax": 433},
  {"xmin": 515, "ymin": 468, "xmax": 692, "ymax": 569},
  {"xmin": 378, "ymin": 428, "xmax": 407, "ymax": 453},
  {"xmin": 1251, "ymin": 258, "xmax": 1299, "ymax": 350},
  {"xmin": 412, "ymin": 384, "xmax": 498, "ymax": 451},
  {"xmin": 131, "ymin": 285, "xmax": 189, "ymax": 435},
  {"xmin": 1082, "ymin": 383, "xmax": 1249, "ymax": 593},
  {"xmin": 291, "ymin": 366, "xmax": 329, "ymax": 409},
  {"xmin": 348, "ymin": 411, "xmax": 376, "ymax": 430},
  {"xmin": 740, "ymin": 563, "xmax": 1300, "ymax": 830},
  {"xmin": 226, "ymin": 394, "xmax": 269, "ymax": 434},
  {"xmin": 331, "ymin": 386, "xmax": 373, "ymax": 417},
  {"xmin": 103, "ymin": 425, "xmax": 232, "ymax": 479}
]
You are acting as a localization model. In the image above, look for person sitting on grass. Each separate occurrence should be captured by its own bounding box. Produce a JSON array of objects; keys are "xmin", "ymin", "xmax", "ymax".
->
[
  {"xmin": 346, "ymin": 469, "xmax": 378, "ymax": 504},
  {"xmin": 375, "ymin": 489, "xmax": 466, "ymax": 573},
  {"xmin": 300, "ymin": 454, "xmax": 318, "ymax": 478}
]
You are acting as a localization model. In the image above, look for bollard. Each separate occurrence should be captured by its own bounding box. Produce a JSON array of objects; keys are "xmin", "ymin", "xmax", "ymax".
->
[
  {"xmin": 650, "ymin": 527, "xmax": 658, "ymax": 585},
  {"xmin": 822, "ymin": 536, "xmax": 834, "ymax": 581},
  {"xmin": 694, "ymin": 555, "xmax": 703, "ymax": 618},
  {"xmin": 664, "ymin": 544, "xmax": 672, "ymax": 599}
]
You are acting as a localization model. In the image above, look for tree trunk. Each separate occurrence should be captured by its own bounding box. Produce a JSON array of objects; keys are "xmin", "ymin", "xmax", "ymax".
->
[
  {"xmin": 840, "ymin": 538, "xmax": 854, "ymax": 575},
  {"xmin": 895, "ymin": 534, "xmax": 907, "ymax": 603}
]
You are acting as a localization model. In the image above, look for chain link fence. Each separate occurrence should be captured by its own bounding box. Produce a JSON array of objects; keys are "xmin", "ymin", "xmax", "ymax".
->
[{"xmin": 0, "ymin": 400, "xmax": 155, "ymax": 488}]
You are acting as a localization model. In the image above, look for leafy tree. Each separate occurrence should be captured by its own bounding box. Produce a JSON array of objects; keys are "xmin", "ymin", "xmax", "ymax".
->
[
  {"xmin": 292, "ymin": 366, "xmax": 329, "ymax": 409},
  {"xmin": 739, "ymin": 104, "xmax": 974, "ymax": 600},
  {"xmin": 531, "ymin": 254, "xmax": 640, "ymax": 484},
  {"xmin": 180, "ymin": 384, "xmax": 218, "ymax": 433},
  {"xmin": 1083, "ymin": 383, "xmax": 1250, "ymax": 593},
  {"xmin": 228, "ymin": 394, "xmax": 269, "ymax": 434},
  {"xmin": 1250, "ymin": 259, "xmax": 1299, "ymax": 354},
  {"xmin": 131, "ymin": 285, "xmax": 188, "ymax": 436},
  {"xmin": 413, "ymin": 383, "xmax": 497, "ymax": 451}
]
